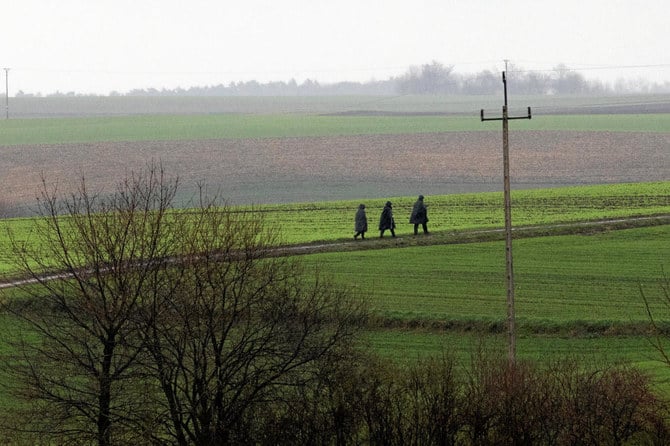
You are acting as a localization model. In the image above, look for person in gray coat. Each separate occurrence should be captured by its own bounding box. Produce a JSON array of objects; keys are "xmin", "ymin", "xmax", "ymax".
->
[
  {"xmin": 409, "ymin": 194, "xmax": 429, "ymax": 235},
  {"xmin": 354, "ymin": 204, "xmax": 368, "ymax": 239},
  {"xmin": 379, "ymin": 201, "xmax": 396, "ymax": 238}
]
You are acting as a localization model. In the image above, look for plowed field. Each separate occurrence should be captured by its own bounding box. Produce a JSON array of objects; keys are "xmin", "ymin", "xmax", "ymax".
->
[{"xmin": 1, "ymin": 131, "xmax": 668, "ymax": 216}]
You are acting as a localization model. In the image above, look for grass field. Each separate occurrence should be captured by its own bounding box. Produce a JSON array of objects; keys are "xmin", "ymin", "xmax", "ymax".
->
[
  {"xmin": 2, "ymin": 203, "xmax": 669, "ymax": 391},
  {"xmin": 7, "ymin": 93, "xmax": 670, "ymax": 119},
  {"xmin": 1, "ymin": 182, "xmax": 668, "ymax": 275},
  {"xmin": 301, "ymin": 225, "xmax": 669, "ymax": 325},
  {"xmin": 320, "ymin": 222, "xmax": 670, "ymax": 390},
  {"xmin": 2, "ymin": 113, "xmax": 670, "ymax": 146},
  {"xmin": 0, "ymin": 99, "xmax": 669, "ymax": 399},
  {"xmin": 363, "ymin": 330, "xmax": 670, "ymax": 393},
  {"xmin": 258, "ymin": 182, "xmax": 670, "ymax": 244}
]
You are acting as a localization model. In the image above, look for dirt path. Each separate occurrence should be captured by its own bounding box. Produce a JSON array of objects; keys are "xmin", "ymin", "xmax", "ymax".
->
[{"xmin": 2, "ymin": 215, "xmax": 667, "ymax": 290}]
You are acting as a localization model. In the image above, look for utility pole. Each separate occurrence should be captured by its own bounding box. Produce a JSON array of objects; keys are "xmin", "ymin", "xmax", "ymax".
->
[
  {"xmin": 3, "ymin": 67, "xmax": 9, "ymax": 119},
  {"xmin": 480, "ymin": 71, "xmax": 531, "ymax": 366}
]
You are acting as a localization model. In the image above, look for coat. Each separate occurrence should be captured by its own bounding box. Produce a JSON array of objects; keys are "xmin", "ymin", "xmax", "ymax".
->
[
  {"xmin": 379, "ymin": 203, "xmax": 395, "ymax": 230},
  {"xmin": 409, "ymin": 198, "xmax": 428, "ymax": 224},
  {"xmin": 355, "ymin": 206, "xmax": 368, "ymax": 232}
]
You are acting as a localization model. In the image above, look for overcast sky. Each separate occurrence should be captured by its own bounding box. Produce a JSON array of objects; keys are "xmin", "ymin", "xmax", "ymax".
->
[{"xmin": 2, "ymin": 0, "xmax": 669, "ymax": 95}]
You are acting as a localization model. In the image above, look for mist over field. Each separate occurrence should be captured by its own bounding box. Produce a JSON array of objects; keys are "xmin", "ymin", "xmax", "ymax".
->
[
  {"xmin": 12, "ymin": 61, "xmax": 670, "ymax": 100},
  {"xmin": 6, "ymin": 91, "xmax": 670, "ymax": 120}
]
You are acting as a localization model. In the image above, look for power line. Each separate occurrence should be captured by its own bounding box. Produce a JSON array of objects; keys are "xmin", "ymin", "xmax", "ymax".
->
[
  {"xmin": 3, "ymin": 68, "xmax": 9, "ymax": 119},
  {"xmin": 480, "ymin": 72, "xmax": 532, "ymax": 366},
  {"xmin": 10, "ymin": 61, "xmax": 670, "ymax": 78},
  {"xmin": 508, "ymin": 63, "xmax": 670, "ymax": 75}
]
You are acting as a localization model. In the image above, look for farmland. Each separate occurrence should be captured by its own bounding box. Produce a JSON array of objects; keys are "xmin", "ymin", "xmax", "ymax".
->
[
  {"xmin": 0, "ymin": 95, "xmax": 669, "ymax": 390},
  {"xmin": 0, "ymin": 123, "xmax": 668, "ymax": 217},
  {"xmin": 1, "ymin": 95, "xmax": 669, "ymax": 220},
  {"xmin": 1, "ymin": 183, "xmax": 668, "ymax": 373},
  {"xmin": 6, "ymin": 93, "xmax": 670, "ymax": 119},
  {"xmin": 301, "ymin": 224, "xmax": 669, "ymax": 326},
  {"xmin": 1, "ymin": 182, "xmax": 667, "ymax": 275}
]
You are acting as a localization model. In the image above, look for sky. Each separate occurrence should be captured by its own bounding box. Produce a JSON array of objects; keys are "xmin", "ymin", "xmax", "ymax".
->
[{"xmin": 2, "ymin": 0, "xmax": 669, "ymax": 95}]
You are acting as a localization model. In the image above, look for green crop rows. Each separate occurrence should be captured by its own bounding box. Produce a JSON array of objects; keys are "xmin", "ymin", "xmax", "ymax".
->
[
  {"xmin": 1, "ymin": 181, "xmax": 669, "ymax": 391},
  {"xmin": 2, "ymin": 112, "xmax": 670, "ymax": 146},
  {"xmin": 1, "ymin": 182, "xmax": 667, "ymax": 276},
  {"xmin": 257, "ymin": 181, "xmax": 670, "ymax": 244},
  {"xmin": 301, "ymin": 225, "xmax": 668, "ymax": 325},
  {"xmin": 1, "ymin": 102, "xmax": 669, "ymax": 413}
]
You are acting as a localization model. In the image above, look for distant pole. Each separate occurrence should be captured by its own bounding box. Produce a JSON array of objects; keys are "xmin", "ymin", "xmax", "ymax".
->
[
  {"xmin": 3, "ymin": 67, "xmax": 8, "ymax": 119},
  {"xmin": 480, "ymin": 71, "xmax": 531, "ymax": 366}
]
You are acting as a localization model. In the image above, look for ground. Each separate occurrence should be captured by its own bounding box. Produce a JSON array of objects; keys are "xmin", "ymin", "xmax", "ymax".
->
[{"xmin": 1, "ymin": 131, "xmax": 668, "ymax": 216}]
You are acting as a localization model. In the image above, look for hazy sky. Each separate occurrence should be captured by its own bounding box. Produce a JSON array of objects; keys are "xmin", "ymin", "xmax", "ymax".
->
[{"xmin": 3, "ymin": 0, "xmax": 669, "ymax": 95}]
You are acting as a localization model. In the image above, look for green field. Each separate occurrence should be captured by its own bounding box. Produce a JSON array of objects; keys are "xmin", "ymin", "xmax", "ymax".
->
[
  {"xmin": 1, "ymin": 112, "xmax": 670, "ymax": 146},
  {"xmin": 2, "ymin": 183, "xmax": 667, "ymax": 338},
  {"xmin": 318, "ymin": 221, "xmax": 670, "ymax": 389},
  {"xmin": 7, "ymin": 93, "xmax": 670, "ymax": 119},
  {"xmin": 1, "ymin": 194, "xmax": 670, "ymax": 405},
  {"xmin": 1, "ymin": 102, "xmax": 669, "ymax": 398},
  {"xmin": 260, "ymin": 182, "xmax": 670, "ymax": 244},
  {"xmin": 364, "ymin": 331, "xmax": 670, "ymax": 393},
  {"xmin": 301, "ymin": 225, "xmax": 669, "ymax": 325},
  {"xmin": 1, "ymin": 182, "xmax": 668, "ymax": 275}
]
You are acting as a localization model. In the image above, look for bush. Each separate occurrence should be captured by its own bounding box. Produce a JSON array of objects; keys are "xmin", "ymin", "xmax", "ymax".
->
[{"xmin": 460, "ymin": 355, "xmax": 667, "ymax": 446}]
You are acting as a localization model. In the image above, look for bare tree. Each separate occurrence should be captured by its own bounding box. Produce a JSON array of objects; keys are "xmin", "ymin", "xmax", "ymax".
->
[
  {"xmin": 2, "ymin": 164, "xmax": 180, "ymax": 445},
  {"xmin": 397, "ymin": 60, "xmax": 456, "ymax": 94},
  {"xmin": 1, "ymin": 165, "xmax": 366, "ymax": 445},
  {"xmin": 139, "ymin": 196, "xmax": 366, "ymax": 444}
]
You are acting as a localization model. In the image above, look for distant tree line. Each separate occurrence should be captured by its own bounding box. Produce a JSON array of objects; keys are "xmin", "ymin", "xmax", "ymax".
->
[
  {"xmin": 396, "ymin": 61, "xmax": 614, "ymax": 95},
  {"xmin": 14, "ymin": 61, "xmax": 670, "ymax": 98},
  {"xmin": 119, "ymin": 78, "xmax": 398, "ymax": 97},
  {"xmin": 116, "ymin": 61, "xmax": 666, "ymax": 97}
]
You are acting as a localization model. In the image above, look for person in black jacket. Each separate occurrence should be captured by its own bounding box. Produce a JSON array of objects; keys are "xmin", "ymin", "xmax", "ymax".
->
[
  {"xmin": 409, "ymin": 194, "xmax": 429, "ymax": 235},
  {"xmin": 354, "ymin": 204, "xmax": 368, "ymax": 239},
  {"xmin": 379, "ymin": 201, "xmax": 396, "ymax": 238}
]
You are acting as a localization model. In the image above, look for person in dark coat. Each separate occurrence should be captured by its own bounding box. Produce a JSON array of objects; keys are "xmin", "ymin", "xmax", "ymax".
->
[
  {"xmin": 354, "ymin": 204, "xmax": 368, "ymax": 239},
  {"xmin": 379, "ymin": 201, "xmax": 396, "ymax": 238},
  {"xmin": 409, "ymin": 194, "xmax": 429, "ymax": 235}
]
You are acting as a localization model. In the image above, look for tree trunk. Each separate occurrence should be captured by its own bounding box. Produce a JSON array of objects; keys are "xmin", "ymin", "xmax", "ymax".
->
[{"xmin": 97, "ymin": 336, "xmax": 115, "ymax": 446}]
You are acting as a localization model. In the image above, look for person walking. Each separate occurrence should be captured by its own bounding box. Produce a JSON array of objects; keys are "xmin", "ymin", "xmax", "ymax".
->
[
  {"xmin": 409, "ymin": 194, "xmax": 429, "ymax": 235},
  {"xmin": 379, "ymin": 201, "xmax": 396, "ymax": 238},
  {"xmin": 354, "ymin": 204, "xmax": 368, "ymax": 239}
]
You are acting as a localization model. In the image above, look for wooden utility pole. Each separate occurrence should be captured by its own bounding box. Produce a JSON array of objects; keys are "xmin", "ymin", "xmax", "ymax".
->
[
  {"xmin": 3, "ymin": 68, "xmax": 9, "ymax": 119},
  {"xmin": 480, "ymin": 71, "xmax": 531, "ymax": 365}
]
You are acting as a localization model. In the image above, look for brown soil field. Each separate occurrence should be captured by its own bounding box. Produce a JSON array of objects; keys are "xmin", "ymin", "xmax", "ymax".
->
[{"xmin": 1, "ymin": 131, "xmax": 668, "ymax": 216}]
